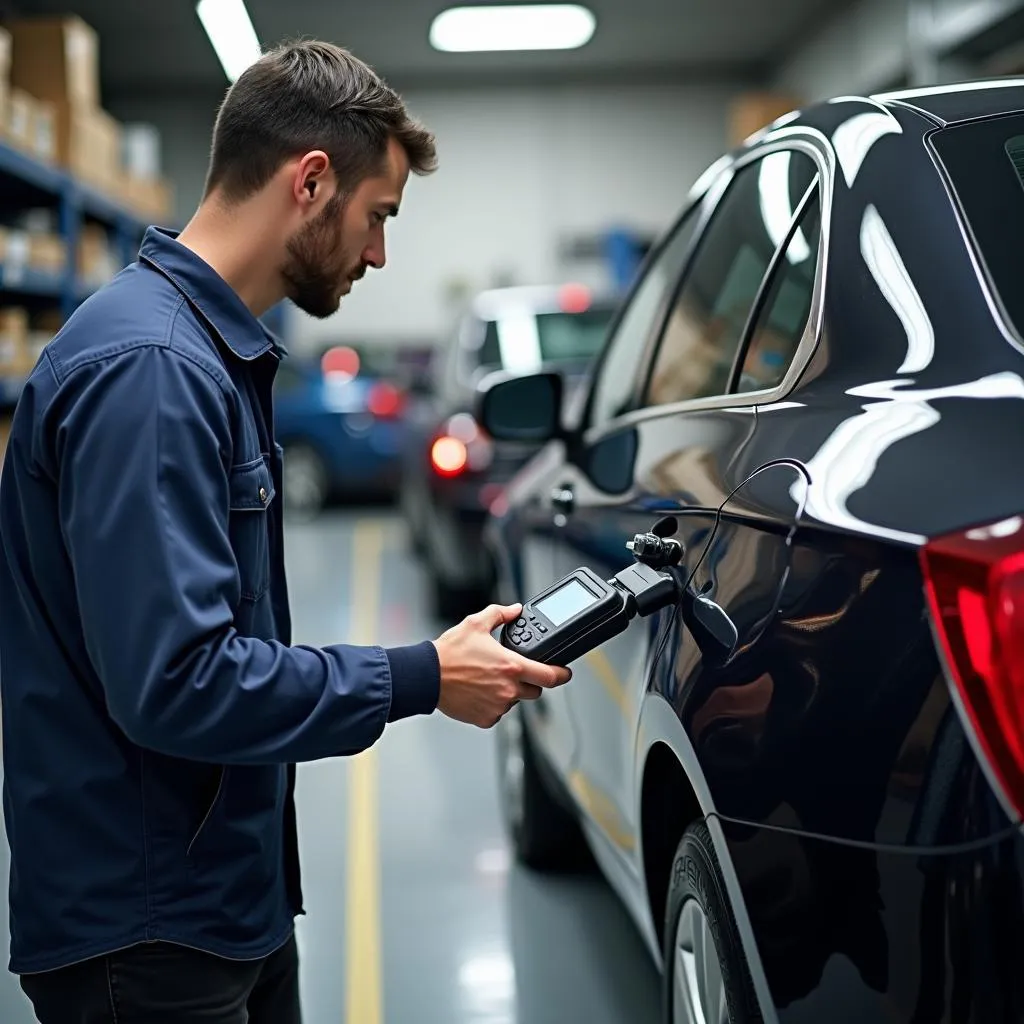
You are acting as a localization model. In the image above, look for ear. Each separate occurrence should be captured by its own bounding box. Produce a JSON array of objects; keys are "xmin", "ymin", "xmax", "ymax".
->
[{"xmin": 291, "ymin": 150, "xmax": 332, "ymax": 209}]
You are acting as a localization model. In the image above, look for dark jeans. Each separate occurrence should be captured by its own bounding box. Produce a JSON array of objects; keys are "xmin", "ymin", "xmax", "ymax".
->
[{"xmin": 19, "ymin": 934, "xmax": 301, "ymax": 1023}]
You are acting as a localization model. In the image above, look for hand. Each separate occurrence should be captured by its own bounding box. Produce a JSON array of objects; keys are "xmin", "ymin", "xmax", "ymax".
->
[{"xmin": 432, "ymin": 603, "xmax": 572, "ymax": 729}]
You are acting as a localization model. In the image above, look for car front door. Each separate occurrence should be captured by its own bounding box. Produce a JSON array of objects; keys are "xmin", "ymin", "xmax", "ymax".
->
[
  {"xmin": 549, "ymin": 143, "xmax": 827, "ymax": 873},
  {"xmin": 517, "ymin": 192, "xmax": 708, "ymax": 782}
]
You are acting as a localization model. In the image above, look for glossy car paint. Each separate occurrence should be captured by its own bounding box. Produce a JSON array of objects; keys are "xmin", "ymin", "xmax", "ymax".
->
[{"xmin": 485, "ymin": 82, "xmax": 1024, "ymax": 1022}]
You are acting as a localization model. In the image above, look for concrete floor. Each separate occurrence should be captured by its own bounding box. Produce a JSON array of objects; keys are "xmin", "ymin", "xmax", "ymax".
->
[{"xmin": 0, "ymin": 508, "xmax": 661, "ymax": 1024}]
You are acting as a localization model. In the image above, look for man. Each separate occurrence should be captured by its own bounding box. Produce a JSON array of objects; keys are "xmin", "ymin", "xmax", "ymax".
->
[{"xmin": 0, "ymin": 40, "xmax": 569, "ymax": 1023}]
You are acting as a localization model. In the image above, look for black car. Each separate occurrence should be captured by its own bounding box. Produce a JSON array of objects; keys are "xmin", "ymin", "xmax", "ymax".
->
[
  {"xmin": 477, "ymin": 80, "xmax": 1024, "ymax": 1023},
  {"xmin": 400, "ymin": 283, "xmax": 616, "ymax": 617}
]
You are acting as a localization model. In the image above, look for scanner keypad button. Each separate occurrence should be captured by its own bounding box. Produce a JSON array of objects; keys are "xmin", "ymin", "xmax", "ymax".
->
[
  {"xmin": 521, "ymin": 630, "xmax": 533, "ymax": 642},
  {"xmin": 516, "ymin": 618, "xmax": 527, "ymax": 627},
  {"xmin": 537, "ymin": 624, "xmax": 547, "ymax": 634}
]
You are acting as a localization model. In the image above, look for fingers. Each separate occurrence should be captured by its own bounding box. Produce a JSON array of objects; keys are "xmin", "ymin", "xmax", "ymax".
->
[
  {"xmin": 472, "ymin": 602, "xmax": 523, "ymax": 632},
  {"xmin": 514, "ymin": 656, "xmax": 572, "ymax": 688},
  {"xmin": 516, "ymin": 681, "xmax": 543, "ymax": 702}
]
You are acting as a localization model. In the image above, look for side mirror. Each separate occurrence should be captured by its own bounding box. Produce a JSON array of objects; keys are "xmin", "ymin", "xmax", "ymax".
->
[{"xmin": 475, "ymin": 370, "xmax": 563, "ymax": 442}]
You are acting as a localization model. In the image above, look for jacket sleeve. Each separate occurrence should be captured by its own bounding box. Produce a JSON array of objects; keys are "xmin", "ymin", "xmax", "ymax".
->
[{"xmin": 56, "ymin": 342, "xmax": 439, "ymax": 764}]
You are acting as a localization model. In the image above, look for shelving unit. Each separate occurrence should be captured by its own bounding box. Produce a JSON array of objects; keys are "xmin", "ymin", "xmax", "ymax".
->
[{"xmin": 0, "ymin": 134, "xmax": 159, "ymax": 413}]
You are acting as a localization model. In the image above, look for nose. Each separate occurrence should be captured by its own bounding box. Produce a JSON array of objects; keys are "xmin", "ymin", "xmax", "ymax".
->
[{"xmin": 363, "ymin": 234, "xmax": 386, "ymax": 271}]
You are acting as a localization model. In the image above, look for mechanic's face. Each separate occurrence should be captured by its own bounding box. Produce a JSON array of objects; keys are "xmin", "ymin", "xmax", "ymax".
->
[{"xmin": 282, "ymin": 137, "xmax": 410, "ymax": 319}]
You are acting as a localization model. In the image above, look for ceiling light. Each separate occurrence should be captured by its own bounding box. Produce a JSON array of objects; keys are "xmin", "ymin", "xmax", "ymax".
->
[
  {"xmin": 196, "ymin": 0, "xmax": 262, "ymax": 83},
  {"xmin": 429, "ymin": 4, "xmax": 596, "ymax": 52}
]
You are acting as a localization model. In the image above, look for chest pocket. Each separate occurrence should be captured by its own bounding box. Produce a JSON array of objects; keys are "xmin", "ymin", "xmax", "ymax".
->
[{"xmin": 228, "ymin": 457, "xmax": 275, "ymax": 602}]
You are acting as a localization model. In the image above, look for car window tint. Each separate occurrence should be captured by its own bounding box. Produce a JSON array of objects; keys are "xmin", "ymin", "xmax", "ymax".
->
[
  {"xmin": 588, "ymin": 206, "xmax": 702, "ymax": 428},
  {"xmin": 644, "ymin": 150, "xmax": 817, "ymax": 408},
  {"xmin": 735, "ymin": 188, "xmax": 822, "ymax": 394}
]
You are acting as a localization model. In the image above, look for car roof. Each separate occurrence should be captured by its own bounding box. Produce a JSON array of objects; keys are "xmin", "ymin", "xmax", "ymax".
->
[{"xmin": 870, "ymin": 78, "xmax": 1024, "ymax": 126}]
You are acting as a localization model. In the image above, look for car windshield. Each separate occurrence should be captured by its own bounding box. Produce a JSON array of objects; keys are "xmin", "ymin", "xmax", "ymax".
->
[
  {"xmin": 478, "ymin": 306, "xmax": 614, "ymax": 373},
  {"xmin": 931, "ymin": 112, "xmax": 1024, "ymax": 341}
]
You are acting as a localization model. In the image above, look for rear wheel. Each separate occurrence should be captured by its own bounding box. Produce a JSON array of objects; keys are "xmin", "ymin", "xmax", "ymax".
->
[
  {"xmin": 663, "ymin": 821, "xmax": 762, "ymax": 1024},
  {"xmin": 495, "ymin": 703, "xmax": 589, "ymax": 871}
]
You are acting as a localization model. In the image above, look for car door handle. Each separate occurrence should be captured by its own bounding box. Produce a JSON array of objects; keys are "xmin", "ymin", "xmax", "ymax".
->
[{"xmin": 550, "ymin": 485, "xmax": 575, "ymax": 513}]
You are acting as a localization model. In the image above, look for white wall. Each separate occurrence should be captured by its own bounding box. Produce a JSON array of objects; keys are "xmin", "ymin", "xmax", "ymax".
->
[
  {"xmin": 772, "ymin": 0, "xmax": 910, "ymax": 102},
  {"xmin": 113, "ymin": 82, "xmax": 739, "ymax": 354}
]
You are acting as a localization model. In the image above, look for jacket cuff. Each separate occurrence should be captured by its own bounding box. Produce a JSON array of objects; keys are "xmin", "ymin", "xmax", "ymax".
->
[{"xmin": 385, "ymin": 641, "xmax": 441, "ymax": 721}]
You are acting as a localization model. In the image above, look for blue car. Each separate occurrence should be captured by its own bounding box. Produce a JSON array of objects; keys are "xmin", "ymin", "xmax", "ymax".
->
[{"xmin": 273, "ymin": 348, "xmax": 408, "ymax": 515}]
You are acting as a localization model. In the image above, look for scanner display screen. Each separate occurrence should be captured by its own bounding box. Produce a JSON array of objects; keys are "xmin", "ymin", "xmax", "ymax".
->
[{"xmin": 535, "ymin": 579, "xmax": 597, "ymax": 626}]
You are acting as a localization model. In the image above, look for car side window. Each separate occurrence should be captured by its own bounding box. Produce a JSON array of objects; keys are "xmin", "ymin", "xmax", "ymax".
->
[
  {"xmin": 643, "ymin": 150, "xmax": 818, "ymax": 408},
  {"xmin": 587, "ymin": 206, "xmax": 702, "ymax": 428},
  {"xmin": 735, "ymin": 188, "xmax": 822, "ymax": 394}
]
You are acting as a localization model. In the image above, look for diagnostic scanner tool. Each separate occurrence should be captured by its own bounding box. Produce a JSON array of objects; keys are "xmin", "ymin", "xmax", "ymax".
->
[{"xmin": 501, "ymin": 519, "xmax": 683, "ymax": 666}]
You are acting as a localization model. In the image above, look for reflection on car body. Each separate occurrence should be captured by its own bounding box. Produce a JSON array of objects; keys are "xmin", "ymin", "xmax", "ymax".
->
[{"xmin": 479, "ymin": 79, "xmax": 1024, "ymax": 1024}]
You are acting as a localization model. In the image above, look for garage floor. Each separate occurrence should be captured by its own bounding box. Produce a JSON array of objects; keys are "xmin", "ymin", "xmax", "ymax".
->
[{"xmin": 0, "ymin": 508, "xmax": 661, "ymax": 1024}]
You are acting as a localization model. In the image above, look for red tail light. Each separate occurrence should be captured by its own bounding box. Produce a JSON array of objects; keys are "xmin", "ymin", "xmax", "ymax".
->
[
  {"xmin": 920, "ymin": 515, "xmax": 1024, "ymax": 817},
  {"xmin": 367, "ymin": 381, "xmax": 406, "ymax": 419},
  {"xmin": 429, "ymin": 413, "xmax": 493, "ymax": 478},
  {"xmin": 431, "ymin": 436, "xmax": 468, "ymax": 477}
]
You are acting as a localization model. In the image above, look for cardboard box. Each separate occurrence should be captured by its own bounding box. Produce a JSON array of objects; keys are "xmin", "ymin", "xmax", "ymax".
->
[
  {"xmin": 729, "ymin": 92, "xmax": 802, "ymax": 146},
  {"xmin": 0, "ymin": 27, "xmax": 11, "ymax": 137},
  {"xmin": 48, "ymin": 103, "xmax": 120, "ymax": 190},
  {"xmin": 0, "ymin": 307, "xmax": 34, "ymax": 377},
  {"xmin": 123, "ymin": 123, "xmax": 161, "ymax": 180},
  {"xmin": 33, "ymin": 97, "xmax": 56, "ymax": 162},
  {"xmin": 6, "ymin": 86, "xmax": 34, "ymax": 152},
  {"xmin": 124, "ymin": 174, "xmax": 174, "ymax": 222},
  {"xmin": 5, "ymin": 16, "xmax": 99, "ymax": 110},
  {"xmin": 77, "ymin": 224, "xmax": 117, "ymax": 285},
  {"xmin": 28, "ymin": 232, "xmax": 66, "ymax": 275}
]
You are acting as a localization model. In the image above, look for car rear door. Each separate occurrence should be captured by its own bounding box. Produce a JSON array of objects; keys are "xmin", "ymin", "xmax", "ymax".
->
[{"xmin": 548, "ymin": 143, "xmax": 827, "ymax": 867}]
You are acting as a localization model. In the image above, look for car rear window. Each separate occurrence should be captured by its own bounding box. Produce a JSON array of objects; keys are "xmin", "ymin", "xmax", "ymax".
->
[
  {"xmin": 480, "ymin": 307, "xmax": 615, "ymax": 373},
  {"xmin": 931, "ymin": 112, "xmax": 1024, "ymax": 341}
]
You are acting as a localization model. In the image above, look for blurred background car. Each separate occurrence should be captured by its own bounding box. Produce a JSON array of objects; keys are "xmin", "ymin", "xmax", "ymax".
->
[
  {"xmin": 273, "ymin": 344, "xmax": 410, "ymax": 517},
  {"xmin": 400, "ymin": 282, "xmax": 617, "ymax": 617}
]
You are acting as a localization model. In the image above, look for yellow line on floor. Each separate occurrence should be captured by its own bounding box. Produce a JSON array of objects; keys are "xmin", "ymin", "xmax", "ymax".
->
[{"xmin": 345, "ymin": 519, "xmax": 385, "ymax": 1024}]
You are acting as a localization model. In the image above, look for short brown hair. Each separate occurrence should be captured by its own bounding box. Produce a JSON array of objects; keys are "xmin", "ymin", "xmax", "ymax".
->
[{"xmin": 204, "ymin": 40, "xmax": 437, "ymax": 203}]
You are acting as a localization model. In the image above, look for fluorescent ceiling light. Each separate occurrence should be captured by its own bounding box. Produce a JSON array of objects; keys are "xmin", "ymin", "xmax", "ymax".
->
[
  {"xmin": 196, "ymin": 0, "xmax": 262, "ymax": 83},
  {"xmin": 430, "ymin": 4, "xmax": 596, "ymax": 52}
]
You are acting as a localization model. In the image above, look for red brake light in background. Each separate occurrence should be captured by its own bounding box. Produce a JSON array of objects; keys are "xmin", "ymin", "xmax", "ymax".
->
[
  {"xmin": 920, "ymin": 515, "xmax": 1024, "ymax": 818},
  {"xmin": 429, "ymin": 413, "xmax": 494, "ymax": 478},
  {"xmin": 367, "ymin": 381, "xmax": 405, "ymax": 419},
  {"xmin": 431, "ymin": 436, "xmax": 468, "ymax": 477},
  {"xmin": 559, "ymin": 282, "xmax": 592, "ymax": 314},
  {"xmin": 321, "ymin": 345, "xmax": 361, "ymax": 380}
]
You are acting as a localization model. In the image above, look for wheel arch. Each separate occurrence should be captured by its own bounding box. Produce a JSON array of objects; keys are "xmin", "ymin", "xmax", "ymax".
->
[{"xmin": 636, "ymin": 691, "xmax": 780, "ymax": 1024}]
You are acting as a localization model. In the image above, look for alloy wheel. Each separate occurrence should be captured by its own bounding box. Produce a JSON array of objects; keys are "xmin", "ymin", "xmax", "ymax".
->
[{"xmin": 674, "ymin": 898, "xmax": 730, "ymax": 1024}]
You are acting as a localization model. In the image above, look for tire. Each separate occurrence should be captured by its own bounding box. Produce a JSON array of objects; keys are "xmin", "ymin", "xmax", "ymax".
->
[
  {"xmin": 663, "ymin": 821, "xmax": 762, "ymax": 1024},
  {"xmin": 281, "ymin": 442, "xmax": 329, "ymax": 519},
  {"xmin": 495, "ymin": 703, "xmax": 589, "ymax": 871}
]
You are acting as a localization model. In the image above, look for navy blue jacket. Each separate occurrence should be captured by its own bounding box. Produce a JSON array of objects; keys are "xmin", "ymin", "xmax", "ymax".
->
[{"xmin": 0, "ymin": 227, "xmax": 440, "ymax": 974}]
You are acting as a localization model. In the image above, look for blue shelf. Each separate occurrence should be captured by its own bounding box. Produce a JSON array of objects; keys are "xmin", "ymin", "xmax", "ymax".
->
[
  {"xmin": 0, "ymin": 136, "xmax": 159, "ymax": 348},
  {"xmin": 0, "ymin": 264, "xmax": 63, "ymax": 298},
  {"xmin": 0, "ymin": 142, "xmax": 63, "ymax": 197}
]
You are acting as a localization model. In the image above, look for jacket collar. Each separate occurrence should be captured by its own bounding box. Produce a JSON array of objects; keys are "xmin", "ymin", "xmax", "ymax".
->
[{"xmin": 138, "ymin": 226, "xmax": 284, "ymax": 361}]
